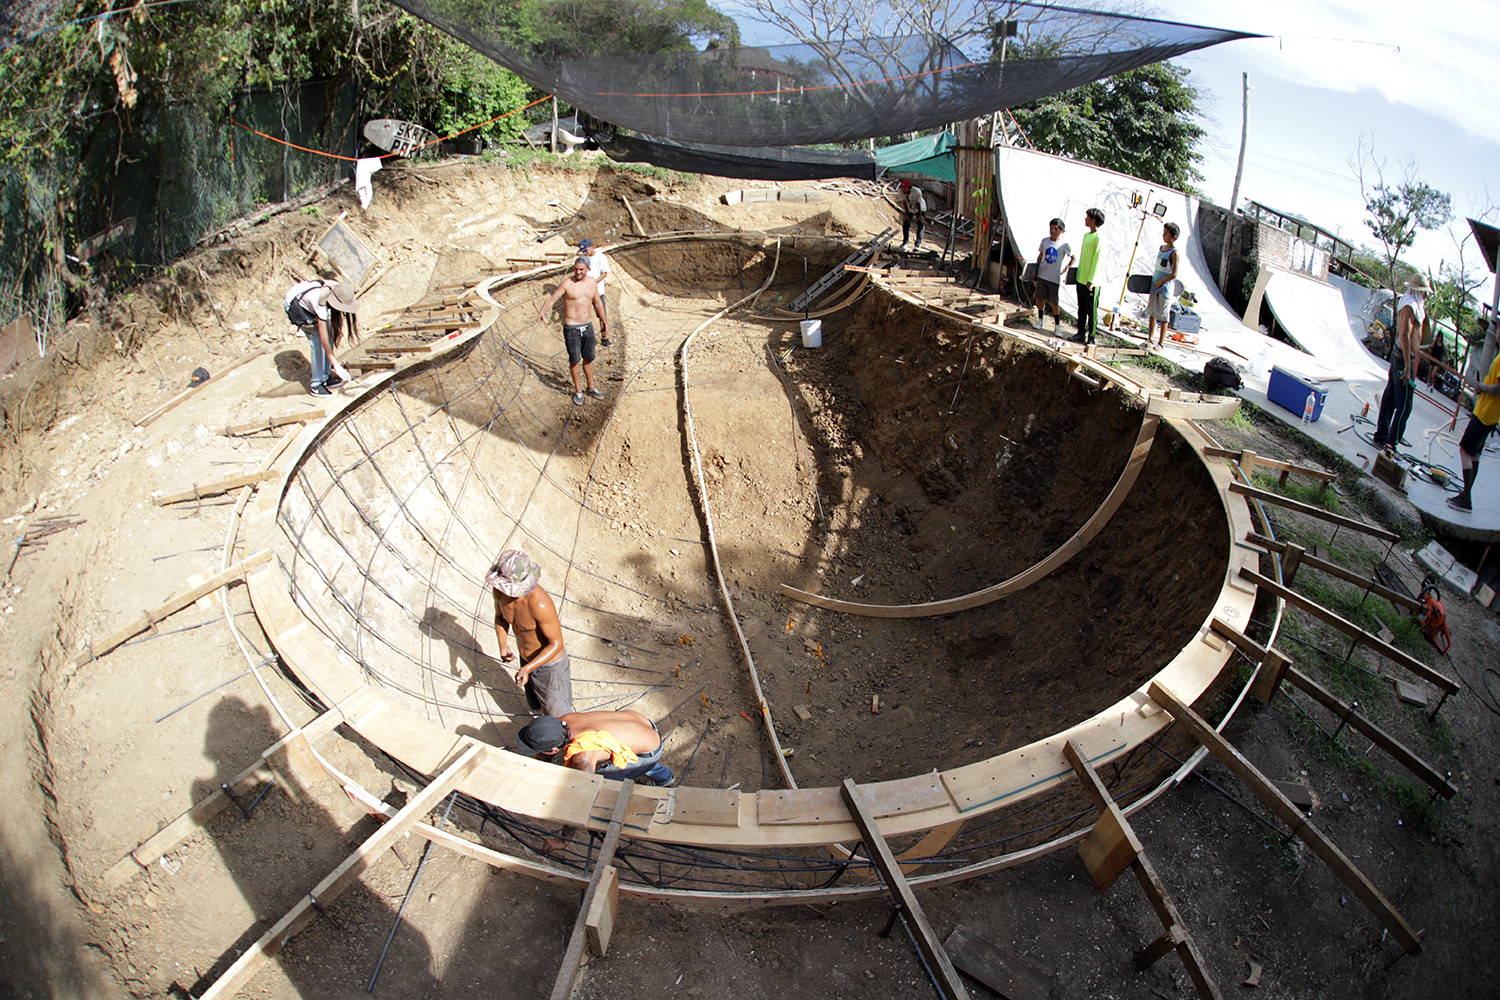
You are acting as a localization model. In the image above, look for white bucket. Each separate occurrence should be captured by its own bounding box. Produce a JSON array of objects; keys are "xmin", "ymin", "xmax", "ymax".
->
[{"xmin": 800, "ymin": 319, "xmax": 822, "ymax": 349}]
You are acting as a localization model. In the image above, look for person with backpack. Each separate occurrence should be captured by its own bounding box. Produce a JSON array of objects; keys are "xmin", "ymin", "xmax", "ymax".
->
[{"xmin": 284, "ymin": 279, "xmax": 360, "ymax": 396}]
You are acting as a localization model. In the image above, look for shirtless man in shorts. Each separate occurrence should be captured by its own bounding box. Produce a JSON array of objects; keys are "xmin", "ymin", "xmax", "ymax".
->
[
  {"xmin": 486, "ymin": 550, "xmax": 574, "ymax": 718},
  {"xmin": 539, "ymin": 257, "xmax": 609, "ymax": 405}
]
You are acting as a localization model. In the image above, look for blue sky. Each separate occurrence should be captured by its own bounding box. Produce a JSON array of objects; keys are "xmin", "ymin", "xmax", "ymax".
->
[{"xmin": 1155, "ymin": 0, "xmax": 1500, "ymax": 301}]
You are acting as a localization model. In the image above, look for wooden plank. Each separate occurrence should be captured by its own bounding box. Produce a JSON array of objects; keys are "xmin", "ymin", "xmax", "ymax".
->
[
  {"xmin": 1239, "ymin": 567, "xmax": 1458, "ymax": 695},
  {"xmin": 841, "ymin": 779, "xmax": 971, "ymax": 1000},
  {"xmin": 621, "ymin": 195, "xmax": 646, "ymax": 236},
  {"xmin": 943, "ymin": 925, "xmax": 1050, "ymax": 1000},
  {"xmin": 153, "ymin": 470, "xmax": 279, "ymax": 505},
  {"xmin": 585, "ymin": 865, "xmax": 620, "ymax": 957},
  {"xmin": 1284, "ymin": 666, "xmax": 1457, "ymax": 798},
  {"xmin": 223, "ymin": 410, "xmax": 325, "ymax": 436},
  {"xmin": 551, "ymin": 779, "xmax": 634, "ymax": 1000},
  {"xmin": 758, "ymin": 787, "xmax": 847, "ymax": 825},
  {"xmin": 1246, "ymin": 532, "xmax": 1422, "ymax": 612},
  {"xmin": 865, "ymin": 773, "xmax": 950, "ymax": 817},
  {"xmin": 1147, "ymin": 682, "xmax": 1422, "ymax": 955},
  {"xmin": 197, "ymin": 744, "xmax": 485, "ymax": 1000},
  {"xmin": 668, "ymin": 787, "xmax": 742, "ymax": 827},
  {"xmin": 590, "ymin": 785, "xmax": 662, "ymax": 834},
  {"xmin": 135, "ymin": 348, "xmax": 269, "ymax": 427},
  {"xmin": 781, "ymin": 414, "xmax": 1158, "ymax": 617},
  {"xmin": 1145, "ymin": 393, "xmax": 1241, "ymax": 419},
  {"xmin": 1229, "ymin": 482, "xmax": 1399, "ymax": 542},
  {"xmin": 69, "ymin": 550, "xmax": 272, "ymax": 667},
  {"xmin": 1077, "ymin": 804, "xmax": 1141, "ymax": 891},
  {"xmin": 1203, "ymin": 447, "xmax": 1336, "ymax": 483}
]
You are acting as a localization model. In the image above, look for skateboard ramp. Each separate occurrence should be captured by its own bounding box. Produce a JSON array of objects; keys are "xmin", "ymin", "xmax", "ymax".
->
[{"xmin": 1262, "ymin": 269, "xmax": 1387, "ymax": 380}]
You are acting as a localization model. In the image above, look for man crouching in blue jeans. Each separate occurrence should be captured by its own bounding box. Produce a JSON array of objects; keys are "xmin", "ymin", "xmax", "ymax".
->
[{"xmin": 514, "ymin": 710, "xmax": 675, "ymax": 786}]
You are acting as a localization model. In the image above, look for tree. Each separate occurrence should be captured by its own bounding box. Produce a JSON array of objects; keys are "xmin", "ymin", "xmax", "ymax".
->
[
  {"xmin": 520, "ymin": 0, "xmax": 737, "ymax": 61},
  {"xmin": 1008, "ymin": 61, "xmax": 1207, "ymax": 191},
  {"xmin": 1349, "ymin": 135, "xmax": 1452, "ymax": 297}
]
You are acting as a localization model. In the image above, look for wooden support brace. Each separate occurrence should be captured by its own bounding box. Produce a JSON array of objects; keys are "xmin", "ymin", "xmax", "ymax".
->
[
  {"xmin": 1246, "ymin": 532, "xmax": 1423, "ymax": 613},
  {"xmin": 1204, "ymin": 446, "xmax": 1336, "ymax": 485},
  {"xmin": 840, "ymin": 779, "xmax": 971, "ymax": 1000},
  {"xmin": 1229, "ymin": 482, "xmax": 1399, "ymax": 542},
  {"xmin": 344, "ymin": 357, "xmax": 398, "ymax": 370},
  {"xmin": 153, "ymin": 470, "xmax": 279, "ymax": 505},
  {"xmin": 1063, "ymin": 742, "xmax": 1221, "ymax": 998},
  {"xmin": 68, "ymin": 550, "xmax": 272, "ymax": 668},
  {"xmin": 134, "ymin": 348, "xmax": 269, "ymax": 427},
  {"xmin": 551, "ymin": 779, "xmax": 635, "ymax": 1000},
  {"xmin": 1283, "ymin": 666, "xmax": 1457, "ymax": 798},
  {"xmin": 620, "ymin": 195, "xmax": 646, "ymax": 236},
  {"xmin": 1239, "ymin": 567, "xmax": 1458, "ymax": 695},
  {"xmin": 1148, "ymin": 682, "xmax": 1423, "ymax": 955},
  {"xmin": 1207, "ymin": 618, "xmax": 1292, "ymax": 703},
  {"xmin": 197, "ymin": 744, "xmax": 485, "ymax": 1000},
  {"xmin": 585, "ymin": 866, "xmax": 620, "ymax": 957}
]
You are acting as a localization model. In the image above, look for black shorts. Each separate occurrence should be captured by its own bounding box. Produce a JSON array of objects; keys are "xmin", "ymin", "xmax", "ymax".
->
[
  {"xmin": 563, "ymin": 323, "xmax": 596, "ymax": 365},
  {"xmin": 1459, "ymin": 413, "xmax": 1497, "ymax": 458},
  {"xmin": 1036, "ymin": 278, "xmax": 1060, "ymax": 305}
]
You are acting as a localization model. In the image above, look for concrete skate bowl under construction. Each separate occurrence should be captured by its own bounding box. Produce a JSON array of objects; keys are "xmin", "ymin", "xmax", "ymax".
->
[{"xmin": 237, "ymin": 233, "xmax": 1261, "ymax": 903}]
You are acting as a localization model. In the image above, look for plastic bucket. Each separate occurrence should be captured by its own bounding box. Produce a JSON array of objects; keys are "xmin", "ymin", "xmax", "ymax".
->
[{"xmin": 800, "ymin": 319, "xmax": 822, "ymax": 348}]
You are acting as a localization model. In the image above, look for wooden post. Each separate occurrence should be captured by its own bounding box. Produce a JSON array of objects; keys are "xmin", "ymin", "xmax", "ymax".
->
[
  {"xmin": 550, "ymin": 779, "xmax": 635, "ymax": 1000},
  {"xmin": 841, "ymin": 779, "xmax": 971, "ymax": 1000}
]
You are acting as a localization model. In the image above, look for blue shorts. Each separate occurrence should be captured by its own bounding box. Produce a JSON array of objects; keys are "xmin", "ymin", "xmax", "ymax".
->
[{"xmin": 563, "ymin": 323, "xmax": 596, "ymax": 365}]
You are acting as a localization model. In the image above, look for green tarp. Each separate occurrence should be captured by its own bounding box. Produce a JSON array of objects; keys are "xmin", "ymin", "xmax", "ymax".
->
[{"xmin": 876, "ymin": 132, "xmax": 957, "ymax": 183}]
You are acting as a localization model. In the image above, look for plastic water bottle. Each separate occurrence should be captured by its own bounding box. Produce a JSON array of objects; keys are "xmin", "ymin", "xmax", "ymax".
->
[{"xmin": 1303, "ymin": 391, "xmax": 1316, "ymax": 423}]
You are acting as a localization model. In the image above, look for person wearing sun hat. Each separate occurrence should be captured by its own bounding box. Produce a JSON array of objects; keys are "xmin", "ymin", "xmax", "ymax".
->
[
  {"xmin": 284, "ymin": 278, "xmax": 360, "ymax": 397},
  {"xmin": 1372, "ymin": 274, "xmax": 1433, "ymax": 453},
  {"xmin": 485, "ymin": 550, "xmax": 574, "ymax": 717}
]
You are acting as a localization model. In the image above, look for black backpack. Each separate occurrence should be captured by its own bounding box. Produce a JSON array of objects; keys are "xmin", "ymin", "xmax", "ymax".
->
[
  {"xmin": 1204, "ymin": 357, "xmax": 1242, "ymax": 390},
  {"xmin": 284, "ymin": 281, "xmax": 322, "ymax": 327}
]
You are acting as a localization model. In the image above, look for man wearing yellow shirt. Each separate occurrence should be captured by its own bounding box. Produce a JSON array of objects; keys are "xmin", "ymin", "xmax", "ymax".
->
[
  {"xmin": 1447, "ymin": 341, "xmax": 1500, "ymax": 512},
  {"xmin": 513, "ymin": 709, "xmax": 675, "ymax": 786}
]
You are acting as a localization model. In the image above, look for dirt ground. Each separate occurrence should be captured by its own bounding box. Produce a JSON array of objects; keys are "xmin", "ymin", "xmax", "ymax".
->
[{"xmin": 1, "ymin": 155, "xmax": 1498, "ymax": 1000}]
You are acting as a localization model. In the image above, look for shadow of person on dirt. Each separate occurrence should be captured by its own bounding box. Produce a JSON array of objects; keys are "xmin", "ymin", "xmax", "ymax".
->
[
  {"xmin": 422, "ymin": 605, "xmax": 519, "ymax": 747},
  {"xmin": 261, "ymin": 348, "xmax": 315, "ymax": 397},
  {"xmin": 186, "ymin": 696, "xmax": 443, "ymax": 997}
]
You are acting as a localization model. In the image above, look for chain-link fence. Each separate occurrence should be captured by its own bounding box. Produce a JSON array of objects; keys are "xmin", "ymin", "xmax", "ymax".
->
[{"xmin": 0, "ymin": 79, "xmax": 356, "ymax": 358}]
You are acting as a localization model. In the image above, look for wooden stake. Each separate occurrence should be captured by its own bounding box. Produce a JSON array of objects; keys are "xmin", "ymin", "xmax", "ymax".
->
[{"xmin": 153, "ymin": 470, "xmax": 279, "ymax": 505}]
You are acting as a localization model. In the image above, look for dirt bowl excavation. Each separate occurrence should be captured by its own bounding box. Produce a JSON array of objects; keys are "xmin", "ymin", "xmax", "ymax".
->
[
  {"xmin": 17, "ymin": 166, "xmax": 1495, "ymax": 1000},
  {"xmin": 240, "ymin": 230, "xmax": 1245, "ymax": 895}
]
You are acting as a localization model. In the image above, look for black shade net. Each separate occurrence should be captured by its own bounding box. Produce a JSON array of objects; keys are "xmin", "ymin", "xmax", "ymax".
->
[
  {"xmin": 382, "ymin": 0, "xmax": 1257, "ymax": 147},
  {"xmin": 587, "ymin": 128, "xmax": 878, "ymax": 181}
]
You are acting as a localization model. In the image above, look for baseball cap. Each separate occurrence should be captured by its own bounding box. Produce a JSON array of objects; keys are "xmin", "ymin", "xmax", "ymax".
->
[
  {"xmin": 578, "ymin": 239, "xmax": 594, "ymax": 251},
  {"xmin": 514, "ymin": 716, "xmax": 568, "ymax": 755}
]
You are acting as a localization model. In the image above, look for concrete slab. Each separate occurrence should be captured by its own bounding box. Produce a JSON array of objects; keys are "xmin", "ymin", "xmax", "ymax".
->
[{"xmin": 1415, "ymin": 541, "xmax": 1480, "ymax": 594}]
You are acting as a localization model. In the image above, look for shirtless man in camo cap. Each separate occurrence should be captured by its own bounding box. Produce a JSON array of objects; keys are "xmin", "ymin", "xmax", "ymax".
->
[{"xmin": 485, "ymin": 550, "xmax": 574, "ymax": 718}]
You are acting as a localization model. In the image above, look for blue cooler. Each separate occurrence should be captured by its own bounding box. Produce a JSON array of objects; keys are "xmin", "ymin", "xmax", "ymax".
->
[{"xmin": 1268, "ymin": 366, "xmax": 1328, "ymax": 422}]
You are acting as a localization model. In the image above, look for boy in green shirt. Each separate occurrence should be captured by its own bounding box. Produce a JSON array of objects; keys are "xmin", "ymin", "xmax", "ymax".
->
[{"xmin": 1074, "ymin": 208, "xmax": 1105, "ymax": 345}]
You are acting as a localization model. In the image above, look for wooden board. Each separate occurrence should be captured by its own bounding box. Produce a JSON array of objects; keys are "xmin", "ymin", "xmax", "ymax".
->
[
  {"xmin": 1229, "ymin": 482, "xmax": 1399, "ymax": 542},
  {"xmin": 943, "ymin": 925, "xmax": 1051, "ymax": 1000},
  {"xmin": 1245, "ymin": 532, "xmax": 1422, "ymax": 612},
  {"xmin": 668, "ymin": 787, "xmax": 742, "ymax": 827}
]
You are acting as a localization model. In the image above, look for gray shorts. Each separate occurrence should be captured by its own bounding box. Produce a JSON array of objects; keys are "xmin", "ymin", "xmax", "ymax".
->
[
  {"xmin": 1036, "ymin": 278, "xmax": 1060, "ymax": 305},
  {"xmin": 524, "ymin": 653, "xmax": 574, "ymax": 717},
  {"xmin": 563, "ymin": 323, "xmax": 596, "ymax": 365},
  {"xmin": 1148, "ymin": 290, "xmax": 1170, "ymax": 320}
]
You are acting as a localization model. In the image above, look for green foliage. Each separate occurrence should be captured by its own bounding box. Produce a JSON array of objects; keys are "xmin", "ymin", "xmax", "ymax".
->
[
  {"xmin": 1350, "ymin": 138, "xmax": 1452, "ymax": 294},
  {"xmin": 519, "ymin": 0, "xmax": 737, "ymax": 60},
  {"xmin": 1010, "ymin": 62, "xmax": 1207, "ymax": 190}
]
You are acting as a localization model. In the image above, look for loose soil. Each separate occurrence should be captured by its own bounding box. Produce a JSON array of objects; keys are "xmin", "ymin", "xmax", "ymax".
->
[{"xmin": 0, "ymin": 156, "xmax": 1497, "ymax": 1000}]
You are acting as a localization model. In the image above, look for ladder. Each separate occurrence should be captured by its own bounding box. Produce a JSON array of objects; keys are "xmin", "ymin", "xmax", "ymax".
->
[{"xmin": 788, "ymin": 228, "xmax": 897, "ymax": 314}]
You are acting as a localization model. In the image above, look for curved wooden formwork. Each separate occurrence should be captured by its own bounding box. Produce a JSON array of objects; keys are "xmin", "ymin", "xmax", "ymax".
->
[{"xmin": 234, "ymin": 234, "xmax": 1259, "ymax": 896}]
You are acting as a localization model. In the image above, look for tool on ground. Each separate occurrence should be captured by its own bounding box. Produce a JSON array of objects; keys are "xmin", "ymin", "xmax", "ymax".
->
[{"xmin": 1418, "ymin": 576, "xmax": 1451, "ymax": 653}]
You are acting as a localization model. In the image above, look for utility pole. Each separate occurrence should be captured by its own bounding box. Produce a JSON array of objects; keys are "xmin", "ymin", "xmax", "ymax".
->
[{"xmin": 1218, "ymin": 72, "xmax": 1249, "ymax": 296}]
